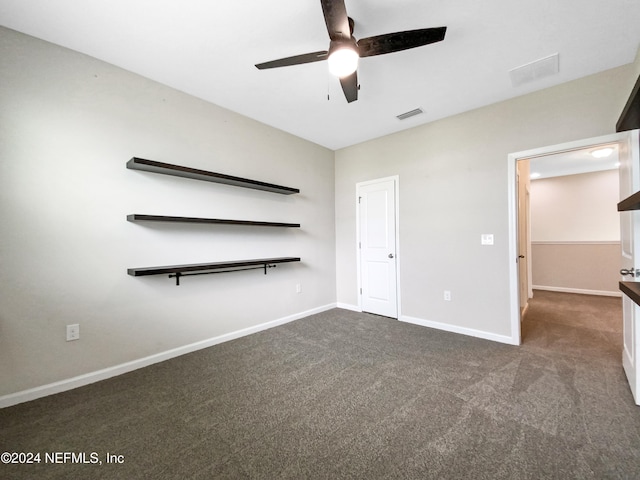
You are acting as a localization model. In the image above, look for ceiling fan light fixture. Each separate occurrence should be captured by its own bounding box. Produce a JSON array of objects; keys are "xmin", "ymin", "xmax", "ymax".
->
[{"xmin": 327, "ymin": 43, "xmax": 359, "ymax": 78}]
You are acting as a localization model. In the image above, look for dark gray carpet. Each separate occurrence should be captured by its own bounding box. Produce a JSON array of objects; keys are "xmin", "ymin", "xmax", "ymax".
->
[{"xmin": 1, "ymin": 291, "xmax": 639, "ymax": 479}]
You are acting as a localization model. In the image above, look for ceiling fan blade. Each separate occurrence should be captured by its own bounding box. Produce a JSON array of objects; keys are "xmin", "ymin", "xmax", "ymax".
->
[
  {"xmin": 357, "ymin": 26, "xmax": 447, "ymax": 58},
  {"xmin": 320, "ymin": 0, "xmax": 351, "ymax": 41},
  {"xmin": 339, "ymin": 71, "xmax": 358, "ymax": 103},
  {"xmin": 255, "ymin": 50, "xmax": 329, "ymax": 69}
]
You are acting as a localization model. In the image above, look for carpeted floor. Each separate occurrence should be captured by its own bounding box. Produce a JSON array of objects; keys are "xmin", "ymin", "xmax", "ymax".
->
[{"xmin": 1, "ymin": 291, "xmax": 639, "ymax": 479}]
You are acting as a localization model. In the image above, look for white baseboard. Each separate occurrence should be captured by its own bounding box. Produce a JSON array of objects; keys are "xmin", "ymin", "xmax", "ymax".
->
[
  {"xmin": 400, "ymin": 315, "xmax": 518, "ymax": 346},
  {"xmin": 0, "ymin": 303, "xmax": 337, "ymax": 409},
  {"xmin": 532, "ymin": 285, "xmax": 621, "ymax": 297},
  {"xmin": 336, "ymin": 302, "xmax": 361, "ymax": 312}
]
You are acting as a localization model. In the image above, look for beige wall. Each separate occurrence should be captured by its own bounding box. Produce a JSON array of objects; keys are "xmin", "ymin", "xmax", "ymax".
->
[
  {"xmin": 335, "ymin": 61, "xmax": 637, "ymax": 341},
  {"xmin": 531, "ymin": 243, "xmax": 620, "ymax": 294},
  {"xmin": 0, "ymin": 28, "xmax": 336, "ymax": 398},
  {"xmin": 530, "ymin": 170, "xmax": 620, "ymax": 242}
]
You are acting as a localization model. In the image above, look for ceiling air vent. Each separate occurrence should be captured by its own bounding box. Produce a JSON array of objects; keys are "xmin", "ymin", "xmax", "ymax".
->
[
  {"xmin": 509, "ymin": 53, "xmax": 559, "ymax": 87},
  {"xmin": 396, "ymin": 108, "xmax": 424, "ymax": 121}
]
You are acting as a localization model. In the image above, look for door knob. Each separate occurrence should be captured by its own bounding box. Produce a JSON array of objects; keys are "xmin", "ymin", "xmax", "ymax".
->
[
  {"xmin": 620, "ymin": 268, "xmax": 638, "ymax": 277},
  {"xmin": 388, "ymin": 253, "xmax": 394, "ymax": 259}
]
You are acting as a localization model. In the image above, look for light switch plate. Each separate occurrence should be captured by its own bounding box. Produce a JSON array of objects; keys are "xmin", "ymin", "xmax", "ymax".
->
[
  {"xmin": 481, "ymin": 234, "xmax": 494, "ymax": 245},
  {"xmin": 66, "ymin": 324, "xmax": 80, "ymax": 341}
]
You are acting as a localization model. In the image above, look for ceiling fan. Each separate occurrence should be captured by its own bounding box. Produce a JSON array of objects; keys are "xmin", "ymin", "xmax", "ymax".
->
[{"xmin": 255, "ymin": 0, "xmax": 447, "ymax": 103}]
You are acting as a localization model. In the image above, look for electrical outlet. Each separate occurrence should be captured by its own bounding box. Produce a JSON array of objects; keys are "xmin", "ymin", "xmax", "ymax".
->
[
  {"xmin": 296, "ymin": 283, "xmax": 301, "ymax": 294},
  {"xmin": 66, "ymin": 324, "xmax": 80, "ymax": 341},
  {"xmin": 444, "ymin": 290, "xmax": 451, "ymax": 301}
]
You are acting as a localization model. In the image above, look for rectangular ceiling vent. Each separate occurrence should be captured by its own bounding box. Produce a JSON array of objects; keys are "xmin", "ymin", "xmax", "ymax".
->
[
  {"xmin": 396, "ymin": 108, "xmax": 424, "ymax": 121},
  {"xmin": 509, "ymin": 53, "xmax": 559, "ymax": 87}
]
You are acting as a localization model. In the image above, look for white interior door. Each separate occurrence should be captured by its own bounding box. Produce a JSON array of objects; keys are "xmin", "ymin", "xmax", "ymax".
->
[
  {"xmin": 619, "ymin": 129, "xmax": 640, "ymax": 405},
  {"xmin": 358, "ymin": 178, "xmax": 398, "ymax": 318}
]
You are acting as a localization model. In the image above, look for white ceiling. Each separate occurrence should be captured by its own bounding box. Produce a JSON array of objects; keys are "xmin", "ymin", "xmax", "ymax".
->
[
  {"xmin": 529, "ymin": 144, "xmax": 620, "ymax": 179},
  {"xmin": 1, "ymin": 0, "xmax": 639, "ymax": 150}
]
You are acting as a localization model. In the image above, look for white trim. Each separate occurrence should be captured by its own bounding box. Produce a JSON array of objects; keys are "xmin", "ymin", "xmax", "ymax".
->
[
  {"xmin": 400, "ymin": 315, "xmax": 517, "ymax": 346},
  {"xmin": 356, "ymin": 175, "xmax": 401, "ymax": 319},
  {"xmin": 508, "ymin": 131, "xmax": 634, "ymax": 346},
  {"xmin": 336, "ymin": 302, "xmax": 361, "ymax": 312},
  {"xmin": 531, "ymin": 240, "xmax": 620, "ymax": 245},
  {"xmin": 507, "ymin": 152, "xmax": 522, "ymax": 345},
  {"xmin": 0, "ymin": 304, "xmax": 336, "ymax": 409},
  {"xmin": 533, "ymin": 285, "xmax": 621, "ymax": 297}
]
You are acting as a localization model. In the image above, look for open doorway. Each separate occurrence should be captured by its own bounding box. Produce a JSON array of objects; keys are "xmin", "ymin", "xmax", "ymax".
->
[
  {"xmin": 518, "ymin": 145, "xmax": 622, "ymax": 347},
  {"xmin": 507, "ymin": 132, "xmax": 634, "ymax": 345},
  {"xmin": 526, "ymin": 148, "xmax": 621, "ymax": 295}
]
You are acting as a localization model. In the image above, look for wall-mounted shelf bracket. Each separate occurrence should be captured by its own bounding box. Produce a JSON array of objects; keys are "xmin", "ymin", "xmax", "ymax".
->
[
  {"xmin": 169, "ymin": 264, "xmax": 277, "ymax": 286},
  {"xmin": 128, "ymin": 257, "xmax": 300, "ymax": 286}
]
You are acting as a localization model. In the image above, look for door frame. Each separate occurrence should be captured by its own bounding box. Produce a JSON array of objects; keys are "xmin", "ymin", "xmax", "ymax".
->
[
  {"xmin": 507, "ymin": 131, "xmax": 633, "ymax": 344},
  {"xmin": 516, "ymin": 163, "xmax": 532, "ymax": 315},
  {"xmin": 356, "ymin": 176, "xmax": 401, "ymax": 318}
]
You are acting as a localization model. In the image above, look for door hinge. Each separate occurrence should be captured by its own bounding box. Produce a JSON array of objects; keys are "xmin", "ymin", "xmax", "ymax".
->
[
  {"xmin": 359, "ymin": 242, "xmax": 361, "ymax": 249},
  {"xmin": 360, "ymin": 288, "xmax": 362, "ymax": 294},
  {"xmin": 358, "ymin": 196, "xmax": 362, "ymax": 204}
]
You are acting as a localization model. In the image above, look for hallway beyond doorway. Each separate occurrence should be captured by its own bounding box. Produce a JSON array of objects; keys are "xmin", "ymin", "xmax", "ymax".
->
[{"xmin": 522, "ymin": 289, "xmax": 621, "ymax": 355}]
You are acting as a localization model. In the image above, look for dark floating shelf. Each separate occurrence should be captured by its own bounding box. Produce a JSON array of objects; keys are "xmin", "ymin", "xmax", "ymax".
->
[
  {"xmin": 127, "ymin": 214, "xmax": 300, "ymax": 228},
  {"xmin": 618, "ymin": 191, "xmax": 640, "ymax": 212},
  {"xmin": 617, "ymin": 73, "xmax": 640, "ymax": 133},
  {"xmin": 128, "ymin": 257, "xmax": 301, "ymax": 286},
  {"xmin": 620, "ymin": 281, "xmax": 640, "ymax": 307},
  {"xmin": 127, "ymin": 157, "xmax": 300, "ymax": 195}
]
